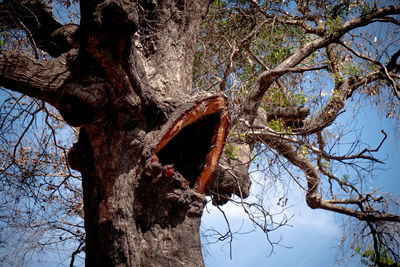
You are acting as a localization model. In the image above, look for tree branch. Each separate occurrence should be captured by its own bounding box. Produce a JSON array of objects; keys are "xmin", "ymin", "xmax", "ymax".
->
[
  {"xmin": 298, "ymin": 70, "xmax": 383, "ymax": 135},
  {"xmin": 242, "ymin": 25, "xmax": 330, "ymax": 119},
  {"xmin": 371, "ymin": 17, "xmax": 400, "ymax": 26},
  {"xmin": 266, "ymin": 138, "xmax": 400, "ymax": 223},
  {"xmin": 340, "ymin": 5, "xmax": 400, "ymax": 34},
  {"xmin": 0, "ymin": 0, "xmax": 79, "ymax": 57},
  {"xmin": 246, "ymin": 122, "xmax": 385, "ymax": 165},
  {"xmin": 242, "ymin": 4, "xmax": 400, "ymax": 121},
  {"xmin": 0, "ymin": 51, "xmax": 70, "ymax": 107}
]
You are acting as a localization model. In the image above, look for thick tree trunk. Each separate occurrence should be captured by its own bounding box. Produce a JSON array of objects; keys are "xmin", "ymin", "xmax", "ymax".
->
[
  {"xmin": 68, "ymin": 94, "xmax": 229, "ymax": 266},
  {"xmin": 68, "ymin": 0, "xmax": 238, "ymax": 264},
  {"xmin": 62, "ymin": 1, "xmax": 225, "ymax": 265},
  {"xmin": 0, "ymin": 1, "xmax": 250, "ymax": 265}
]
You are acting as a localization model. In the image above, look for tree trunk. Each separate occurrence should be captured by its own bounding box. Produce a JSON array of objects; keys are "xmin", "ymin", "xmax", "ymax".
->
[
  {"xmin": 67, "ymin": 92, "xmax": 230, "ymax": 266},
  {"xmin": 0, "ymin": 1, "xmax": 251, "ymax": 265},
  {"xmin": 62, "ymin": 1, "xmax": 232, "ymax": 265}
]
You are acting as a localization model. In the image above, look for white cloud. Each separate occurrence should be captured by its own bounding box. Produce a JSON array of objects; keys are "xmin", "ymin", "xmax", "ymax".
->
[{"xmin": 294, "ymin": 208, "xmax": 341, "ymax": 236}]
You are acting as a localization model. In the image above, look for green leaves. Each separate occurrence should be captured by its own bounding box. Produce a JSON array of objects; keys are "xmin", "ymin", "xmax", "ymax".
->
[
  {"xmin": 262, "ymin": 87, "xmax": 307, "ymax": 109},
  {"xmin": 0, "ymin": 32, "xmax": 8, "ymax": 49},
  {"xmin": 193, "ymin": 1, "xmax": 305, "ymax": 94},
  {"xmin": 341, "ymin": 174, "xmax": 349, "ymax": 184},
  {"xmin": 326, "ymin": 16, "xmax": 343, "ymax": 37},
  {"xmin": 360, "ymin": 1, "xmax": 378, "ymax": 17},
  {"xmin": 224, "ymin": 143, "xmax": 237, "ymax": 160},
  {"xmin": 354, "ymin": 244, "xmax": 400, "ymax": 266}
]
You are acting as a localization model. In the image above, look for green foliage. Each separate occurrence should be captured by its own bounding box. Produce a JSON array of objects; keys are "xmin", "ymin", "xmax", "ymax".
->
[
  {"xmin": 267, "ymin": 46, "xmax": 293, "ymax": 66},
  {"xmin": 325, "ymin": 1, "xmax": 351, "ymax": 17},
  {"xmin": 0, "ymin": 32, "xmax": 7, "ymax": 48},
  {"xmin": 321, "ymin": 159, "xmax": 330, "ymax": 169},
  {"xmin": 262, "ymin": 87, "xmax": 307, "ymax": 109},
  {"xmin": 343, "ymin": 61, "xmax": 362, "ymax": 77},
  {"xmin": 299, "ymin": 146, "xmax": 308, "ymax": 156},
  {"xmin": 341, "ymin": 174, "xmax": 349, "ymax": 184},
  {"xmin": 360, "ymin": 1, "xmax": 378, "ymax": 16},
  {"xmin": 354, "ymin": 244, "xmax": 400, "ymax": 266},
  {"xmin": 193, "ymin": 1, "xmax": 306, "ymax": 94},
  {"xmin": 268, "ymin": 119, "xmax": 293, "ymax": 134},
  {"xmin": 260, "ymin": 24, "xmax": 300, "ymax": 67},
  {"xmin": 326, "ymin": 16, "xmax": 343, "ymax": 37},
  {"xmin": 193, "ymin": 0, "xmax": 261, "ymax": 92},
  {"xmin": 224, "ymin": 143, "xmax": 237, "ymax": 160},
  {"xmin": 269, "ymin": 119, "xmax": 285, "ymax": 132}
]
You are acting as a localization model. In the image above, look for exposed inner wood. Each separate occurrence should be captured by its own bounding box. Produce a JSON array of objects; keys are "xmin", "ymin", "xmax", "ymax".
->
[{"xmin": 154, "ymin": 96, "xmax": 230, "ymax": 194}]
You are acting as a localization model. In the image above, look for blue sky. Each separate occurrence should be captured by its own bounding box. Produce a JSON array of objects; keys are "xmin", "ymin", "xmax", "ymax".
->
[
  {"xmin": 2, "ymin": 1, "xmax": 399, "ymax": 266},
  {"xmin": 201, "ymin": 182, "xmax": 355, "ymax": 267},
  {"xmin": 15, "ymin": 82, "xmax": 400, "ymax": 267},
  {"xmin": 201, "ymin": 102, "xmax": 400, "ymax": 267}
]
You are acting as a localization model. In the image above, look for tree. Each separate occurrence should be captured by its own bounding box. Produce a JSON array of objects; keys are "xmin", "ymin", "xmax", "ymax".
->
[{"xmin": 0, "ymin": 0, "xmax": 400, "ymax": 266}]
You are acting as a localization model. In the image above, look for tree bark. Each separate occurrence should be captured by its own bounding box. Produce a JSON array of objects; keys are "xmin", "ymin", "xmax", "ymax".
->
[
  {"xmin": 68, "ymin": 94, "xmax": 229, "ymax": 266},
  {"xmin": 0, "ymin": 0, "xmax": 252, "ymax": 265},
  {"xmin": 0, "ymin": 0, "xmax": 241, "ymax": 265}
]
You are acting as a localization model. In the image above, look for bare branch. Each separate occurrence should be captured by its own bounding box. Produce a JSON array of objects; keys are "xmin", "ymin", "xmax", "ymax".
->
[
  {"xmin": 371, "ymin": 17, "xmax": 400, "ymax": 26},
  {"xmin": 0, "ymin": 0, "xmax": 79, "ymax": 57},
  {"xmin": 242, "ymin": 4, "xmax": 400, "ymax": 120},
  {"xmin": 0, "ymin": 51, "xmax": 71, "ymax": 107},
  {"xmin": 339, "ymin": 41, "xmax": 400, "ymax": 100},
  {"xmin": 70, "ymin": 242, "xmax": 85, "ymax": 267},
  {"xmin": 246, "ymin": 123, "xmax": 386, "ymax": 164},
  {"xmin": 298, "ymin": 71, "xmax": 383, "ymax": 135},
  {"xmin": 243, "ymin": 34, "xmax": 333, "ymax": 120},
  {"xmin": 219, "ymin": 19, "xmax": 270, "ymax": 91},
  {"xmin": 266, "ymin": 138, "xmax": 400, "ymax": 223},
  {"xmin": 340, "ymin": 5, "xmax": 400, "ymax": 34}
]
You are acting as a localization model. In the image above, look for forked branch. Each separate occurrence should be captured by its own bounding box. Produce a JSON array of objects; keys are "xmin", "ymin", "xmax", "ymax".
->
[{"xmin": 265, "ymin": 137, "xmax": 400, "ymax": 223}]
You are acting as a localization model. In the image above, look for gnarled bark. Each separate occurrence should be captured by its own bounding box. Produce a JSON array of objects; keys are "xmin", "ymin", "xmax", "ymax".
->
[
  {"xmin": 3, "ymin": 1, "xmax": 398, "ymax": 266},
  {"xmin": 1, "ymin": 0, "xmax": 240, "ymax": 265},
  {"xmin": 67, "ymin": 93, "xmax": 229, "ymax": 266},
  {"xmin": 0, "ymin": 0, "xmax": 79, "ymax": 57}
]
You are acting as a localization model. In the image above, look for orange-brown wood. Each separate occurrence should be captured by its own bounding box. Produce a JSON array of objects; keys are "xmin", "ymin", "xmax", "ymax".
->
[
  {"xmin": 154, "ymin": 95, "xmax": 230, "ymax": 194},
  {"xmin": 194, "ymin": 108, "xmax": 229, "ymax": 194}
]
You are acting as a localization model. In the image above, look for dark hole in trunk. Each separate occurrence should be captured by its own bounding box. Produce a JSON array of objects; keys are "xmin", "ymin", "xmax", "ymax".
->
[{"xmin": 156, "ymin": 112, "xmax": 221, "ymax": 188}]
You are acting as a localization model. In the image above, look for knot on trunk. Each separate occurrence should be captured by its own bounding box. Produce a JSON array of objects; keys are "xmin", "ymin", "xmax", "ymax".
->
[
  {"xmin": 306, "ymin": 193, "xmax": 321, "ymax": 209},
  {"xmin": 59, "ymin": 76, "xmax": 109, "ymax": 126},
  {"xmin": 47, "ymin": 24, "xmax": 79, "ymax": 57}
]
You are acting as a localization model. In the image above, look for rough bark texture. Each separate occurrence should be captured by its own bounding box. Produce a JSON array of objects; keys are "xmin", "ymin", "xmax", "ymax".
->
[
  {"xmin": 0, "ymin": 0, "xmax": 246, "ymax": 265},
  {"xmin": 2, "ymin": 1, "xmax": 400, "ymax": 266},
  {"xmin": 0, "ymin": 0, "xmax": 243, "ymax": 265},
  {"xmin": 207, "ymin": 143, "xmax": 251, "ymax": 205},
  {"xmin": 70, "ymin": 124, "xmax": 207, "ymax": 266},
  {"xmin": 67, "ymin": 93, "xmax": 231, "ymax": 266}
]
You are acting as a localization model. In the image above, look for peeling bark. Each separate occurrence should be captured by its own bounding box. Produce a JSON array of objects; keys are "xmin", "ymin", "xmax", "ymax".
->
[{"xmin": 152, "ymin": 95, "xmax": 230, "ymax": 193}]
